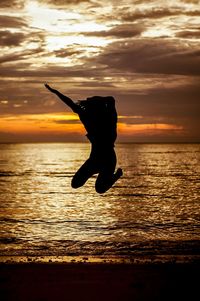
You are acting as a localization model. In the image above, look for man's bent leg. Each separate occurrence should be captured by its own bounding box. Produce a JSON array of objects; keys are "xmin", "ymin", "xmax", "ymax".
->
[
  {"xmin": 95, "ymin": 168, "xmax": 123, "ymax": 194},
  {"xmin": 71, "ymin": 159, "xmax": 96, "ymax": 189}
]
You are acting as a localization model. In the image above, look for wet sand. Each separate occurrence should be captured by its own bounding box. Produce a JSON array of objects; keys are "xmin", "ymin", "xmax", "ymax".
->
[{"xmin": 0, "ymin": 261, "xmax": 199, "ymax": 301}]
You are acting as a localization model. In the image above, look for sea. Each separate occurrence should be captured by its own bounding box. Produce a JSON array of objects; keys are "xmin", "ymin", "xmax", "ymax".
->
[{"xmin": 0, "ymin": 143, "xmax": 199, "ymax": 263}]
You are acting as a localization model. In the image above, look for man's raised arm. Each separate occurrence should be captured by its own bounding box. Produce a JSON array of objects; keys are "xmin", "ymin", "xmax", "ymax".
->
[{"xmin": 44, "ymin": 83, "xmax": 78, "ymax": 113}]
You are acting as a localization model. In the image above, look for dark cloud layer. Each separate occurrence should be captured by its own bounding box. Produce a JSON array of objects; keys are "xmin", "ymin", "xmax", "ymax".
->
[
  {"xmin": 0, "ymin": 30, "xmax": 25, "ymax": 47},
  {"xmin": 85, "ymin": 24, "xmax": 144, "ymax": 38},
  {"xmin": 0, "ymin": 47, "xmax": 44, "ymax": 64},
  {"xmin": 176, "ymin": 30, "xmax": 200, "ymax": 39},
  {"xmin": 181, "ymin": 0, "xmax": 200, "ymax": 3},
  {"xmin": 95, "ymin": 39, "xmax": 200, "ymax": 76},
  {"xmin": 39, "ymin": 0, "xmax": 91, "ymax": 6},
  {"xmin": 0, "ymin": 64, "xmax": 100, "ymax": 77},
  {"xmin": 0, "ymin": 16, "xmax": 26, "ymax": 28},
  {"xmin": 118, "ymin": 7, "xmax": 200, "ymax": 23},
  {"xmin": 121, "ymin": 8, "xmax": 181, "ymax": 21},
  {"xmin": 0, "ymin": 0, "xmax": 24, "ymax": 8}
]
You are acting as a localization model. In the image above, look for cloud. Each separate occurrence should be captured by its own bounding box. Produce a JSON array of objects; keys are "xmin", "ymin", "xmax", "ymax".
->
[
  {"xmin": 0, "ymin": 62, "xmax": 105, "ymax": 78},
  {"xmin": 176, "ymin": 30, "xmax": 200, "ymax": 39},
  {"xmin": 112, "ymin": 75, "xmax": 200, "ymax": 124},
  {"xmin": 181, "ymin": 0, "xmax": 200, "ymax": 3},
  {"xmin": 0, "ymin": 0, "xmax": 24, "ymax": 8},
  {"xmin": 39, "ymin": 0, "xmax": 91, "ymax": 6},
  {"xmin": 0, "ymin": 16, "xmax": 27, "ymax": 28},
  {"xmin": 119, "ymin": 6, "xmax": 200, "ymax": 22},
  {"xmin": 53, "ymin": 119, "xmax": 80, "ymax": 124},
  {"xmin": 0, "ymin": 30, "xmax": 26, "ymax": 47},
  {"xmin": 121, "ymin": 8, "xmax": 180, "ymax": 21},
  {"xmin": 0, "ymin": 47, "xmax": 44, "ymax": 64},
  {"xmin": 84, "ymin": 23, "xmax": 144, "ymax": 38},
  {"xmin": 53, "ymin": 48, "xmax": 83, "ymax": 58},
  {"xmin": 185, "ymin": 10, "xmax": 200, "ymax": 16},
  {"xmin": 95, "ymin": 39, "xmax": 200, "ymax": 76}
]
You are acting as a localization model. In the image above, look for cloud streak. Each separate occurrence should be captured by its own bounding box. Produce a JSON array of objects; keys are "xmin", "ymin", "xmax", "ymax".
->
[
  {"xmin": 0, "ymin": 30, "xmax": 26, "ymax": 47},
  {"xmin": 0, "ymin": 16, "xmax": 27, "ymax": 28},
  {"xmin": 84, "ymin": 23, "xmax": 144, "ymax": 38},
  {"xmin": 95, "ymin": 39, "xmax": 200, "ymax": 76},
  {"xmin": 0, "ymin": 0, "xmax": 24, "ymax": 8}
]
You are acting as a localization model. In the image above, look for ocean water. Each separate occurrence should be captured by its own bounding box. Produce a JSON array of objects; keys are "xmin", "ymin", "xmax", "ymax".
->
[{"xmin": 0, "ymin": 143, "xmax": 199, "ymax": 261}]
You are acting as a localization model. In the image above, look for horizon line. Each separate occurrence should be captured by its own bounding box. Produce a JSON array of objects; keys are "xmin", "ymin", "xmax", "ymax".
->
[{"xmin": 0, "ymin": 141, "xmax": 200, "ymax": 144}]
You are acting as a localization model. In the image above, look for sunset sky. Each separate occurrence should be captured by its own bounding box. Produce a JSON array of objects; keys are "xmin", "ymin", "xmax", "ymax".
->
[{"xmin": 0, "ymin": 0, "xmax": 200, "ymax": 142}]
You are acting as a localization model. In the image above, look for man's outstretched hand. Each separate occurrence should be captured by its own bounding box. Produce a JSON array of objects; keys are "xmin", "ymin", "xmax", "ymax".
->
[{"xmin": 44, "ymin": 83, "xmax": 56, "ymax": 93}]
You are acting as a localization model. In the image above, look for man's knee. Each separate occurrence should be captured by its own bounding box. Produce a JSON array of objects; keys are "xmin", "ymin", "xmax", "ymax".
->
[
  {"xmin": 95, "ymin": 178, "xmax": 109, "ymax": 194},
  {"xmin": 95, "ymin": 185, "xmax": 107, "ymax": 194},
  {"xmin": 71, "ymin": 169, "xmax": 93, "ymax": 189},
  {"xmin": 71, "ymin": 176, "xmax": 83, "ymax": 189}
]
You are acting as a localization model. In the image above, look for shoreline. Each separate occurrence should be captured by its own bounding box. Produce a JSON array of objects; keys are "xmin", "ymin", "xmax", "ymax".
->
[
  {"xmin": 1, "ymin": 261, "xmax": 199, "ymax": 301},
  {"xmin": 1, "ymin": 254, "xmax": 200, "ymax": 264}
]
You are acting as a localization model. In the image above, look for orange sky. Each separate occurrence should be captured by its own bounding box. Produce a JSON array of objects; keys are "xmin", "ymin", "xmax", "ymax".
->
[{"xmin": 0, "ymin": 0, "xmax": 200, "ymax": 142}]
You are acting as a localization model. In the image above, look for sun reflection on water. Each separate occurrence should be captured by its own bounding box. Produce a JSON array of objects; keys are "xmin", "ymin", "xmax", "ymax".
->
[{"xmin": 0, "ymin": 143, "xmax": 200, "ymax": 256}]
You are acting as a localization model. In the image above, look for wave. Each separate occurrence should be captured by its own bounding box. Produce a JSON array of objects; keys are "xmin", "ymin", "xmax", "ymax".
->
[
  {"xmin": 0, "ymin": 171, "xmax": 33, "ymax": 177},
  {"xmin": 0, "ymin": 170, "xmax": 74, "ymax": 178},
  {"xmin": 0, "ymin": 217, "xmax": 101, "ymax": 225},
  {"xmin": 0, "ymin": 239, "xmax": 200, "ymax": 257},
  {"xmin": 1, "ymin": 217, "xmax": 199, "ymax": 232},
  {"xmin": 0, "ymin": 237, "xmax": 22, "ymax": 244}
]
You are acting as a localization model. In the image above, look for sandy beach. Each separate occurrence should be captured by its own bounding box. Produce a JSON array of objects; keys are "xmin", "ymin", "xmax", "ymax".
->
[{"xmin": 0, "ymin": 261, "xmax": 199, "ymax": 301}]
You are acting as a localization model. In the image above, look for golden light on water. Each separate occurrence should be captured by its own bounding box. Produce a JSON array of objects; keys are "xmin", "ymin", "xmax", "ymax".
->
[{"xmin": 1, "ymin": 143, "xmax": 199, "ymax": 258}]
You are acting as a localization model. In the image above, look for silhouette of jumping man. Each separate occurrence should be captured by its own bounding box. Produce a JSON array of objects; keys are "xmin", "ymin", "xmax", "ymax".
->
[{"xmin": 45, "ymin": 83, "xmax": 123, "ymax": 193}]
